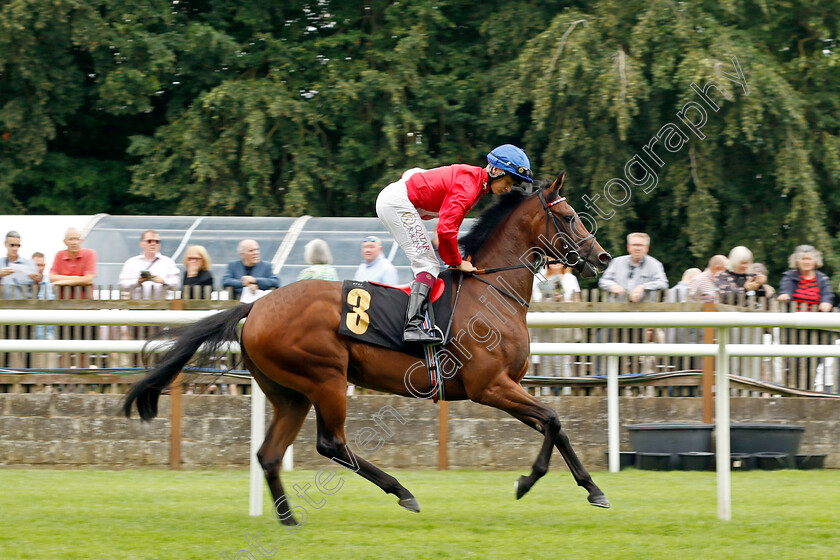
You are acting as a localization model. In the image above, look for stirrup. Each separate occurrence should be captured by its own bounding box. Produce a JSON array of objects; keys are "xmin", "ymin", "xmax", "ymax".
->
[{"xmin": 403, "ymin": 324, "xmax": 443, "ymax": 344}]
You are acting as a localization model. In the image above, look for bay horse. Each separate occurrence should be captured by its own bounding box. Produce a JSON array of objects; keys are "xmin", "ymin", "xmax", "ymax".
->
[{"xmin": 123, "ymin": 172, "xmax": 613, "ymax": 523}]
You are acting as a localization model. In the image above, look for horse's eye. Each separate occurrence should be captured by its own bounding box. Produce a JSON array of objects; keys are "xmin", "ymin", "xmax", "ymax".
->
[{"xmin": 565, "ymin": 216, "xmax": 574, "ymax": 223}]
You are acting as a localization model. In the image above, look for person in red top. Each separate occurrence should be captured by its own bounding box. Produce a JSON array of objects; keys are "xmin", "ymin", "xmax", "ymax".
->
[
  {"xmin": 777, "ymin": 244, "xmax": 834, "ymax": 312},
  {"xmin": 49, "ymin": 228, "xmax": 97, "ymax": 299},
  {"xmin": 375, "ymin": 144, "xmax": 534, "ymax": 343}
]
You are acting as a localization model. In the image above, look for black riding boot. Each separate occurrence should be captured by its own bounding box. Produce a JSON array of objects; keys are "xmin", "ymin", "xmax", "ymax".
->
[{"xmin": 403, "ymin": 282, "xmax": 443, "ymax": 344}]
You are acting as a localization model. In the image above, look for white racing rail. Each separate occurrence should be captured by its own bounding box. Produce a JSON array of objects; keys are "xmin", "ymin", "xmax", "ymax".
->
[{"xmin": 1, "ymin": 309, "xmax": 839, "ymax": 520}]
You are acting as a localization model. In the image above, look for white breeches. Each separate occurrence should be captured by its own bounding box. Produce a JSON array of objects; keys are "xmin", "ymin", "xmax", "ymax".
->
[{"xmin": 375, "ymin": 170, "xmax": 440, "ymax": 278}]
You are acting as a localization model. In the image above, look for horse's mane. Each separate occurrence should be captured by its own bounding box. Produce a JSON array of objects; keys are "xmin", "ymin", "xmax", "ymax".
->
[{"xmin": 460, "ymin": 179, "xmax": 556, "ymax": 258}]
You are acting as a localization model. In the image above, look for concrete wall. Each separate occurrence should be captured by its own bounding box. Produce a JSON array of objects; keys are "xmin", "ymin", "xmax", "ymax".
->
[{"xmin": 1, "ymin": 394, "xmax": 838, "ymax": 469}]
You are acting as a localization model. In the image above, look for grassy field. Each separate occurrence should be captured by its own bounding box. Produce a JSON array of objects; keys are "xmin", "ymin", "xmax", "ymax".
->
[{"xmin": 2, "ymin": 467, "xmax": 838, "ymax": 560}]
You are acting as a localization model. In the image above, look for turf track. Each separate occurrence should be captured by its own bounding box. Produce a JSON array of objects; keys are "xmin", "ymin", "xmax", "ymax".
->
[{"xmin": 2, "ymin": 468, "xmax": 838, "ymax": 559}]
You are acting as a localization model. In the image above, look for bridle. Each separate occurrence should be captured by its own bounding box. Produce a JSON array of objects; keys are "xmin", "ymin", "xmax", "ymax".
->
[
  {"xmin": 537, "ymin": 189, "xmax": 596, "ymax": 274},
  {"xmin": 464, "ymin": 188, "xmax": 598, "ymax": 306}
]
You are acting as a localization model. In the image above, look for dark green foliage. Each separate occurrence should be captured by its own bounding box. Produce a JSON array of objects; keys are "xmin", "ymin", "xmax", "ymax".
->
[{"xmin": 1, "ymin": 0, "xmax": 838, "ymax": 283}]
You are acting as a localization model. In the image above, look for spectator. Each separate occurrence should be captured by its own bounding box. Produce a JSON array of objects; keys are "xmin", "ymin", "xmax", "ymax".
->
[
  {"xmin": 222, "ymin": 239, "xmax": 280, "ymax": 300},
  {"xmin": 688, "ymin": 255, "xmax": 728, "ymax": 302},
  {"xmin": 50, "ymin": 228, "xmax": 97, "ymax": 299},
  {"xmin": 182, "ymin": 245, "xmax": 214, "ymax": 298},
  {"xmin": 667, "ymin": 267, "xmax": 702, "ymax": 303},
  {"xmin": 297, "ymin": 239, "xmax": 339, "ymax": 281},
  {"xmin": 31, "ymin": 252, "xmax": 52, "ymax": 301},
  {"xmin": 717, "ymin": 246, "xmax": 772, "ymax": 304},
  {"xmin": 32, "ymin": 252, "xmax": 55, "ymax": 340},
  {"xmin": 747, "ymin": 262, "xmax": 776, "ymax": 299},
  {"xmin": 532, "ymin": 263, "xmax": 581, "ymax": 302},
  {"xmin": 595, "ymin": 232, "xmax": 667, "ymax": 376},
  {"xmin": 1, "ymin": 231, "xmax": 39, "ymax": 299},
  {"xmin": 353, "ymin": 236, "xmax": 399, "ymax": 285},
  {"xmin": 598, "ymin": 232, "xmax": 668, "ymax": 301},
  {"xmin": 777, "ymin": 245, "xmax": 834, "ymax": 312},
  {"xmin": 118, "ymin": 230, "xmax": 181, "ymax": 299}
]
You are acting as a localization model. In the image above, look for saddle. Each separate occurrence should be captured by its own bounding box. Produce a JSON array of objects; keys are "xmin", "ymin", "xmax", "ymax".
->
[{"xmin": 338, "ymin": 269, "xmax": 455, "ymax": 360}]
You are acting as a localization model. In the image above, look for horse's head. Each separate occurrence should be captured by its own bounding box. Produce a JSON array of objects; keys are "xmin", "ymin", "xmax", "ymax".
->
[{"xmin": 530, "ymin": 172, "xmax": 611, "ymax": 278}]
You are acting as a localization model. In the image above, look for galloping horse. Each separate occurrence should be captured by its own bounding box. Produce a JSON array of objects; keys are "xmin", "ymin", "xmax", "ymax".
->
[{"xmin": 123, "ymin": 172, "xmax": 613, "ymax": 523}]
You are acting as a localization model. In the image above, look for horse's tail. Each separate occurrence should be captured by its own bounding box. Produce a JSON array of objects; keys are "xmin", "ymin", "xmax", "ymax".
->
[{"xmin": 123, "ymin": 303, "xmax": 255, "ymax": 421}]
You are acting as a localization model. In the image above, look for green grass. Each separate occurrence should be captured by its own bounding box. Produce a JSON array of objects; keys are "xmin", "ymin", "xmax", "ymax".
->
[{"xmin": 1, "ymin": 468, "xmax": 838, "ymax": 560}]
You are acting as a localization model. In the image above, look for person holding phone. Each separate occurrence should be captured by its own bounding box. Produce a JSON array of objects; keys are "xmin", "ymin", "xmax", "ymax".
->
[
  {"xmin": 1, "ymin": 231, "xmax": 39, "ymax": 299},
  {"xmin": 716, "ymin": 246, "xmax": 773, "ymax": 305},
  {"xmin": 118, "ymin": 230, "xmax": 181, "ymax": 299}
]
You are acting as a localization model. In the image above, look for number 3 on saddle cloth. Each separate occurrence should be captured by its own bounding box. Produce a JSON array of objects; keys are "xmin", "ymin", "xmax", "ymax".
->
[{"xmin": 338, "ymin": 269, "xmax": 457, "ymax": 401}]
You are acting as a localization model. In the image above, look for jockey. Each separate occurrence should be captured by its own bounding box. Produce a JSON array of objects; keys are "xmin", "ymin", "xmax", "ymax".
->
[{"xmin": 375, "ymin": 144, "xmax": 534, "ymax": 344}]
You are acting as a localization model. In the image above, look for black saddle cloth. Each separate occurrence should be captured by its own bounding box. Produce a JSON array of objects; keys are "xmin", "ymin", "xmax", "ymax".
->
[{"xmin": 338, "ymin": 269, "xmax": 455, "ymax": 358}]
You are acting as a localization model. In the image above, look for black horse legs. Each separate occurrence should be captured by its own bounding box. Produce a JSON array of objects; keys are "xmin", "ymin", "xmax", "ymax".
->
[
  {"xmin": 312, "ymin": 394, "xmax": 420, "ymax": 512},
  {"xmin": 475, "ymin": 377, "xmax": 610, "ymax": 508}
]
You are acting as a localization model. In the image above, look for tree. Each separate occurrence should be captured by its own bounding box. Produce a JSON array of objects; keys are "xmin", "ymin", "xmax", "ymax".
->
[
  {"xmin": 487, "ymin": 0, "xmax": 839, "ymax": 283},
  {"xmin": 1, "ymin": 0, "xmax": 837, "ymax": 285}
]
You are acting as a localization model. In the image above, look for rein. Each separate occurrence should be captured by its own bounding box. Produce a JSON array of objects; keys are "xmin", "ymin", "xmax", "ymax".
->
[{"xmin": 468, "ymin": 273, "xmax": 530, "ymax": 308}]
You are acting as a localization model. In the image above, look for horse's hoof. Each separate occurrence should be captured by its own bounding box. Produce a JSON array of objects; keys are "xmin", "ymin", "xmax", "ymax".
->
[
  {"xmin": 280, "ymin": 515, "xmax": 300, "ymax": 526},
  {"xmin": 515, "ymin": 475, "xmax": 530, "ymax": 500},
  {"xmin": 399, "ymin": 497, "xmax": 420, "ymax": 512},
  {"xmin": 588, "ymin": 494, "xmax": 611, "ymax": 508}
]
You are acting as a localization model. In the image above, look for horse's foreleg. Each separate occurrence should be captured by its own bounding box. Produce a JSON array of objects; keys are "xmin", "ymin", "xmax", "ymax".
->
[
  {"xmin": 472, "ymin": 378, "xmax": 609, "ymax": 508},
  {"xmin": 313, "ymin": 392, "xmax": 420, "ymax": 513},
  {"xmin": 471, "ymin": 378, "xmax": 560, "ymax": 499},
  {"xmin": 552, "ymin": 428, "xmax": 610, "ymax": 508}
]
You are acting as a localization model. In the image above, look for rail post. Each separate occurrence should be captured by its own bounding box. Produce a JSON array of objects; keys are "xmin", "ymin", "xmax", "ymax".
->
[
  {"xmin": 438, "ymin": 400, "xmax": 449, "ymax": 470},
  {"xmin": 702, "ymin": 302, "xmax": 715, "ymax": 423}
]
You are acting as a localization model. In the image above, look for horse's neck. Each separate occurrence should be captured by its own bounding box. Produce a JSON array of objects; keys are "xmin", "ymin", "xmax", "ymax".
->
[{"xmin": 469, "ymin": 214, "xmax": 537, "ymax": 316}]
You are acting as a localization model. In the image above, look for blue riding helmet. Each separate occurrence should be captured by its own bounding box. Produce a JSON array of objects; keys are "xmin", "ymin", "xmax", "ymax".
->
[{"xmin": 486, "ymin": 144, "xmax": 534, "ymax": 184}]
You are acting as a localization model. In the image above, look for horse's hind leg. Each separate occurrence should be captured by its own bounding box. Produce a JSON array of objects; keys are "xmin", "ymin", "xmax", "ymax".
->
[
  {"xmin": 312, "ymin": 390, "xmax": 420, "ymax": 512},
  {"xmin": 258, "ymin": 388, "xmax": 312, "ymax": 526},
  {"xmin": 245, "ymin": 350, "xmax": 313, "ymax": 526}
]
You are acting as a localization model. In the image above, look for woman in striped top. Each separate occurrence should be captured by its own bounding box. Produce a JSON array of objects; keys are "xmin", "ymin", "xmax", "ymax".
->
[{"xmin": 777, "ymin": 245, "xmax": 834, "ymax": 312}]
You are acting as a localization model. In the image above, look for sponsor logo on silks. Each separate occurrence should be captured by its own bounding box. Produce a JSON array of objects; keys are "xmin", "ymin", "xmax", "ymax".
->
[
  {"xmin": 405, "ymin": 224, "xmax": 432, "ymax": 254},
  {"xmin": 400, "ymin": 212, "xmax": 433, "ymax": 254}
]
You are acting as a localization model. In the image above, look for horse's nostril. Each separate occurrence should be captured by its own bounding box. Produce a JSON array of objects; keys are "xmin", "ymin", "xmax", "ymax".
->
[{"xmin": 599, "ymin": 252, "xmax": 611, "ymax": 265}]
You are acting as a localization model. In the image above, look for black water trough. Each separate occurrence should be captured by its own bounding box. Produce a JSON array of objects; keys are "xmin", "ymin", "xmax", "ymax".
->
[
  {"xmin": 627, "ymin": 423, "xmax": 714, "ymax": 470},
  {"xmin": 754, "ymin": 452, "xmax": 788, "ymax": 470},
  {"xmin": 730, "ymin": 453, "xmax": 753, "ymax": 471},
  {"xmin": 729, "ymin": 423, "xmax": 804, "ymax": 469},
  {"xmin": 795, "ymin": 453, "xmax": 827, "ymax": 470},
  {"xmin": 636, "ymin": 452, "xmax": 671, "ymax": 471},
  {"xmin": 679, "ymin": 451, "xmax": 714, "ymax": 471},
  {"xmin": 604, "ymin": 451, "xmax": 637, "ymax": 470}
]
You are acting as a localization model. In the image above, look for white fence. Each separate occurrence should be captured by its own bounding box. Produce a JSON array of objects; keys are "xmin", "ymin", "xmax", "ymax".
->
[{"xmin": 1, "ymin": 309, "xmax": 840, "ymax": 520}]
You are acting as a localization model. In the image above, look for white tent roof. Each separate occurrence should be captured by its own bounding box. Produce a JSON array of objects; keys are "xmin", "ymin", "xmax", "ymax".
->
[
  {"xmin": 1, "ymin": 215, "xmax": 105, "ymax": 269},
  {"xmin": 1, "ymin": 214, "xmax": 471, "ymax": 287}
]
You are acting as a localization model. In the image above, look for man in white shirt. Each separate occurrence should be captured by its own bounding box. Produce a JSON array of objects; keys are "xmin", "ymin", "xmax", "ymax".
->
[
  {"xmin": 118, "ymin": 230, "xmax": 181, "ymax": 299},
  {"xmin": 0, "ymin": 230, "xmax": 39, "ymax": 299},
  {"xmin": 353, "ymin": 236, "xmax": 399, "ymax": 285}
]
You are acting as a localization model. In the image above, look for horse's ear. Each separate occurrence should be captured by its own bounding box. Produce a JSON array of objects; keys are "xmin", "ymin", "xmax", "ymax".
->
[{"xmin": 548, "ymin": 171, "xmax": 566, "ymax": 192}]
